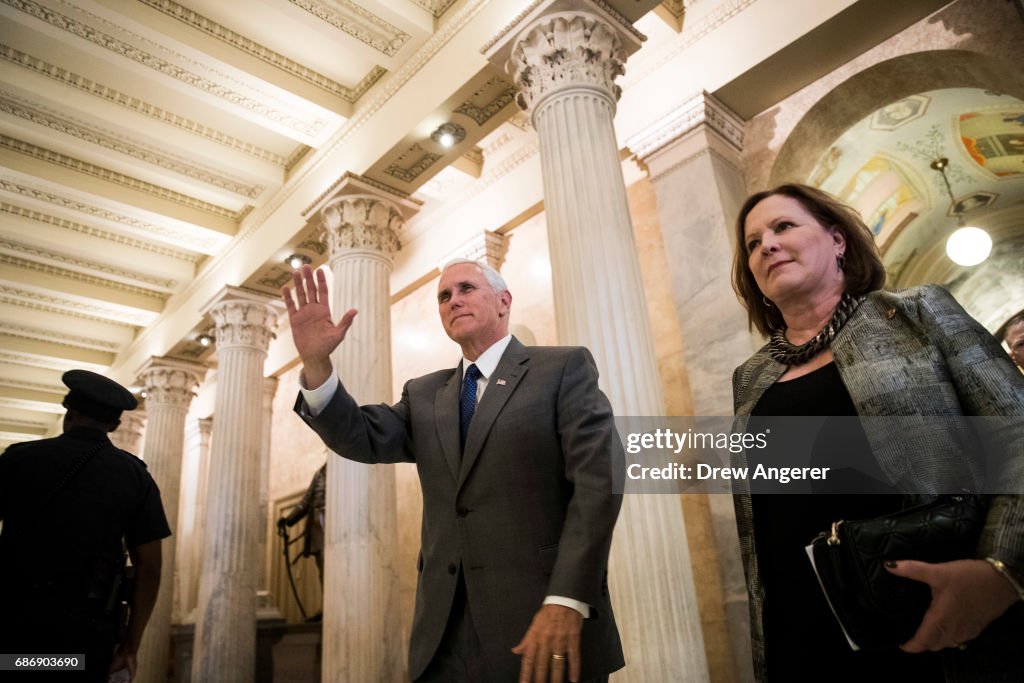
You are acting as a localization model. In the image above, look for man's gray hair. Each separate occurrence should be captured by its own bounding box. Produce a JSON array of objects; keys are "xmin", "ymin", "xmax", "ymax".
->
[{"xmin": 441, "ymin": 258, "xmax": 509, "ymax": 294}]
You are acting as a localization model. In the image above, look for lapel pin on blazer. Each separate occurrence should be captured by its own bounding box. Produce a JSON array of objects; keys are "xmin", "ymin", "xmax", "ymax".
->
[{"xmin": 495, "ymin": 378, "xmax": 507, "ymax": 386}]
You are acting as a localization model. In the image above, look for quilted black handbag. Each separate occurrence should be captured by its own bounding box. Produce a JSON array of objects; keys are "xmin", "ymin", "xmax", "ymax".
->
[{"xmin": 807, "ymin": 494, "xmax": 986, "ymax": 651}]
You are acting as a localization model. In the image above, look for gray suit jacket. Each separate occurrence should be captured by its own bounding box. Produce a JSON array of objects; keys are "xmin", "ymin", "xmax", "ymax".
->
[
  {"xmin": 295, "ymin": 338, "xmax": 624, "ymax": 680},
  {"xmin": 732, "ymin": 285, "xmax": 1024, "ymax": 682}
]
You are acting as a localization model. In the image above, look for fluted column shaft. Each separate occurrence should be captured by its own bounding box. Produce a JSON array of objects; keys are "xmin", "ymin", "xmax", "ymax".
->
[
  {"xmin": 318, "ymin": 193, "xmax": 403, "ymax": 682},
  {"xmin": 628, "ymin": 92, "xmax": 760, "ymax": 683},
  {"xmin": 134, "ymin": 360, "xmax": 204, "ymax": 683},
  {"xmin": 186, "ymin": 417, "xmax": 213, "ymax": 619},
  {"xmin": 491, "ymin": 5, "xmax": 710, "ymax": 681},
  {"xmin": 191, "ymin": 290, "xmax": 281, "ymax": 683},
  {"xmin": 259, "ymin": 378, "xmax": 278, "ymax": 597}
]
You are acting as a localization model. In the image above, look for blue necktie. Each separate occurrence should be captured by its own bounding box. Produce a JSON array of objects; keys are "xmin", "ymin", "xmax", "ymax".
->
[{"xmin": 460, "ymin": 364, "xmax": 482, "ymax": 448}]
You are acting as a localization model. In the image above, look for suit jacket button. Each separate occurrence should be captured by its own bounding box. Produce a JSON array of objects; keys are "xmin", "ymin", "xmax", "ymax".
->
[
  {"xmin": 448, "ymin": 563, "xmax": 457, "ymax": 575},
  {"xmin": 456, "ymin": 506, "xmax": 469, "ymax": 517},
  {"xmin": 885, "ymin": 307, "xmax": 897, "ymax": 319}
]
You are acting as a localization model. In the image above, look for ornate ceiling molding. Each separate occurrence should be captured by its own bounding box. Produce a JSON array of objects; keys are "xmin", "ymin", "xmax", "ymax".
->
[
  {"xmin": 0, "ymin": 237, "xmax": 178, "ymax": 291},
  {"xmin": 383, "ymin": 143, "xmax": 441, "ymax": 183},
  {"xmin": 242, "ymin": 0, "xmax": 490, "ymax": 232},
  {"xmin": 287, "ymin": 0, "xmax": 410, "ymax": 57},
  {"xmin": 0, "ymin": 378, "xmax": 64, "ymax": 394},
  {"xmin": 0, "ymin": 322, "xmax": 120, "ymax": 352},
  {"xmin": 0, "ymin": 350, "xmax": 103, "ymax": 372},
  {"xmin": 5, "ymin": 0, "xmax": 330, "ymax": 137},
  {"xmin": 137, "ymin": 0, "xmax": 383, "ymax": 102},
  {"xmin": 0, "ymin": 253, "xmax": 169, "ymax": 302},
  {"xmin": 413, "ymin": 139, "xmax": 539, "ymax": 237},
  {"xmin": 0, "ymin": 44, "xmax": 288, "ymax": 165},
  {"xmin": 454, "ymin": 76, "xmax": 516, "ymax": 126},
  {"xmin": 0, "ymin": 135, "xmax": 243, "ymax": 219},
  {"xmin": 0, "ymin": 93, "xmax": 263, "ymax": 200},
  {"xmin": 0, "ymin": 284, "xmax": 152, "ymax": 326},
  {"xmin": 0, "ymin": 396, "xmax": 67, "ymax": 412},
  {"xmin": 0, "ymin": 413, "xmax": 54, "ymax": 427},
  {"xmin": 0, "ymin": 291, "xmax": 137, "ymax": 328},
  {"xmin": 0, "ymin": 176, "xmax": 225, "ymax": 253},
  {"xmin": 255, "ymin": 267, "xmax": 292, "ymax": 291},
  {"xmin": 0, "ymin": 202, "xmax": 202, "ymax": 263},
  {"xmin": 411, "ymin": 0, "xmax": 459, "ymax": 18}
]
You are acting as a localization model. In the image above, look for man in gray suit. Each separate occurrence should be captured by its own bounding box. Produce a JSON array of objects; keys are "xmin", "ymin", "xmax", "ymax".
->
[{"xmin": 283, "ymin": 259, "xmax": 623, "ymax": 683}]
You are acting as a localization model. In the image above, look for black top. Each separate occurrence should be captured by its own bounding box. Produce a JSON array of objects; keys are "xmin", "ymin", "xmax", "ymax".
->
[
  {"xmin": 0, "ymin": 427, "xmax": 171, "ymax": 604},
  {"xmin": 749, "ymin": 362, "xmax": 943, "ymax": 682}
]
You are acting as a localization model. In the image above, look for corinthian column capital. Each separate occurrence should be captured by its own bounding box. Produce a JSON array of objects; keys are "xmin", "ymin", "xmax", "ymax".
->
[
  {"xmin": 320, "ymin": 194, "xmax": 404, "ymax": 257},
  {"xmin": 485, "ymin": 1, "xmax": 644, "ymax": 117},
  {"xmin": 511, "ymin": 13, "xmax": 627, "ymax": 110},
  {"xmin": 442, "ymin": 230, "xmax": 510, "ymax": 272},
  {"xmin": 136, "ymin": 358, "xmax": 205, "ymax": 408},
  {"xmin": 307, "ymin": 174, "xmax": 421, "ymax": 264},
  {"xmin": 201, "ymin": 287, "xmax": 283, "ymax": 352},
  {"xmin": 110, "ymin": 409, "xmax": 146, "ymax": 454}
]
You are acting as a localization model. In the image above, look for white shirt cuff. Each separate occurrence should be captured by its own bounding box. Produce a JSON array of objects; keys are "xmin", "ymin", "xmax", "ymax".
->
[
  {"xmin": 300, "ymin": 372, "xmax": 339, "ymax": 417},
  {"xmin": 543, "ymin": 595, "xmax": 591, "ymax": 619}
]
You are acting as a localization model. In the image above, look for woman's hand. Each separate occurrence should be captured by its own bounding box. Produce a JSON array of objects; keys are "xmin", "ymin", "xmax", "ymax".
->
[{"xmin": 886, "ymin": 558, "xmax": 1019, "ymax": 651}]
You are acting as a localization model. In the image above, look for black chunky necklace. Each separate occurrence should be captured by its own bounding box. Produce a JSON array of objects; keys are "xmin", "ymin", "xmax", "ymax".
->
[{"xmin": 768, "ymin": 292, "xmax": 865, "ymax": 366}]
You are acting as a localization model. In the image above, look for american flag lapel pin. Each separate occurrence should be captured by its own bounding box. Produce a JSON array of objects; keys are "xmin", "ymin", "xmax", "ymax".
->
[{"xmin": 496, "ymin": 378, "xmax": 507, "ymax": 386}]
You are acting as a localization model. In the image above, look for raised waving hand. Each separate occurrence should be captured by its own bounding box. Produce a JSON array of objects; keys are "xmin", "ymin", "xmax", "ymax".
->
[{"xmin": 282, "ymin": 265, "xmax": 357, "ymax": 388}]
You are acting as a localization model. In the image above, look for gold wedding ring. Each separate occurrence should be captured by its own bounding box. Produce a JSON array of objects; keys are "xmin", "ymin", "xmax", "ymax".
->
[{"xmin": 551, "ymin": 653, "xmax": 566, "ymax": 661}]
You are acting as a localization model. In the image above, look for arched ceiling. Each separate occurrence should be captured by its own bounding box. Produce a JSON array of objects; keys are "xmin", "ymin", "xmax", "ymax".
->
[{"xmin": 809, "ymin": 87, "xmax": 1024, "ymax": 331}]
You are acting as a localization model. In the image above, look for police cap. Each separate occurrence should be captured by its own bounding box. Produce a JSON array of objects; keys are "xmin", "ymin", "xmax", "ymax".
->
[{"xmin": 62, "ymin": 369, "xmax": 138, "ymax": 422}]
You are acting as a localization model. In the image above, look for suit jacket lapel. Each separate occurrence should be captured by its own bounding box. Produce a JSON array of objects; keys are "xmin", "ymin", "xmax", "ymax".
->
[
  {"xmin": 434, "ymin": 364, "xmax": 462, "ymax": 482},
  {"xmin": 458, "ymin": 338, "xmax": 529, "ymax": 490}
]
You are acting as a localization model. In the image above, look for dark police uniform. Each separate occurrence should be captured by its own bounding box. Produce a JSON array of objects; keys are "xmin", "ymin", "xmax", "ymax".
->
[{"xmin": 0, "ymin": 371, "xmax": 171, "ymax": 681}]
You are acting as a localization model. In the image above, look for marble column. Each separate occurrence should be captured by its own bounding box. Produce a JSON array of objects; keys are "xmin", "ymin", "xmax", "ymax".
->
[
  {"xmin": 110, "ymin": 409, "xmax": 145, "ymax": 455},
  {"xmin": 133, "ymin": 358, "xmax": 205, "ymax": 683},
  {"xmin": 443, "ymin": 229, "xmax": 510, "ymax": 272},
  {"xmin": 487, "ymin": 4, "xmax": 710, "ymax": 681},
  {"xmin": 626, "ymin": 91, "xmax": 760, "ymax": 682},
  {"xmin": 190, "ymin": 288, "xmax": 282, "ymax": 683},
  {"xmin": 312, "ymin": 174, "xmax": 418, "ymax": 682},
  {"xmin": 258, "ymin": 376, "xmax": 279, "ymax": 607},
  {"xmin": 185, "ymin": 416, "xmax": 213, "ymax": 621}
]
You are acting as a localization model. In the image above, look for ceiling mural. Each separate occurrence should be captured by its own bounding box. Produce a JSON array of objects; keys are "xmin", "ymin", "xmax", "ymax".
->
[
  {"xmin": 868, "ymin": 94, "xmax": 930, "ymax": 131},
  {"xmin": 836, "ymin": 154, "xmax": 924, "ymax": 248},
  {"xmin": 959, "ymin": 108, "xmax": 1024, "ymax": 178},
  {"xmin": 810, "ymin": 87, "xmax": 1024, "ymax": 329}
]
